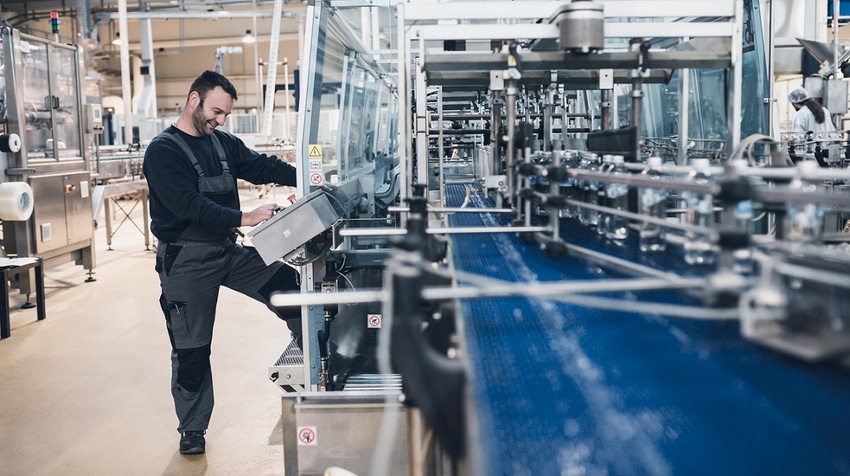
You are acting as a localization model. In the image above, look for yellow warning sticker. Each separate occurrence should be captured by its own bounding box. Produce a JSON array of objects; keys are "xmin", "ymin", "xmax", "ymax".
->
[{"xmin": 308, "ymin": 144, "xmax": 323, "ymax": 158}]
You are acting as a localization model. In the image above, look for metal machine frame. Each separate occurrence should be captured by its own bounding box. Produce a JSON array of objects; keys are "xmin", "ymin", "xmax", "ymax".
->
[
  {"xmin": 397, "ymin": 0, "xmax": 744, "ymax": 198},
  {"xmin": 1, "ymin": 26, "xmax": 95, "ymax": 287}
]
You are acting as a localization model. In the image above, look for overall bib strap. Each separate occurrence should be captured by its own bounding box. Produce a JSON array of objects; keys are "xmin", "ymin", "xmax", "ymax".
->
[
  {"xmin": 209, "ymin": 134, "xmax": 230, "ymax": 175},
  {"xmin": 161, "ymin": 131, "xmax": 207, "ymax": 177}
]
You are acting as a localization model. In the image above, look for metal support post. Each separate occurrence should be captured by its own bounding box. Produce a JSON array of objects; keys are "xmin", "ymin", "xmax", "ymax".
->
[
  {"xmin": 505, "ymin": 80, "xmax": 517, "ymax": 205},
  {"xmin": 630, "ymin": 39, "xmax": 645, "ymax": 163}
]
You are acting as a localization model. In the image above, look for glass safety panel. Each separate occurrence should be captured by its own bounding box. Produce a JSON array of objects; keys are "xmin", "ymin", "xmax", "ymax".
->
[
  {"xmin": 375, "ymin": 87, "xmax": 398, "ymax": 159},
  {"xmin": 309, "ymin": 26, "xmax": 345, "ymax": 185},
  {"xmin": 49, "ymin": 45, "xmax": 82, "ymax": 160},
  {"xmin": 615, "ymin": 68, "xmax": 728, "ymax": 163},
  {"xmin": 610, "ymin": 0, "xmax": 768, "ymax": 163},
  {"xmin": 338, "ymin": 61, "xmax": 381, "ymax": 179},
  {"xmin": 20, "ymin": 40, "xmax": 53, "ymax": 160},
  {"xmin": 300, "ymin": 3, "xmax": 398, "ymax": 198}
]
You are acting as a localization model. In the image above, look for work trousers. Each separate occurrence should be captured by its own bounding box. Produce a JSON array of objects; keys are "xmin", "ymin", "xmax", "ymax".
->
[{"xmin": 155, "ymin": 238, "xmax": 301, "ymax": 433}]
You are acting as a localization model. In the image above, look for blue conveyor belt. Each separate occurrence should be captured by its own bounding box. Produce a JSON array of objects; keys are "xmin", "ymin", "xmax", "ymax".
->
[{"xmin": 446, "ymin": 183, "xmax": 850, "ymax": 476}]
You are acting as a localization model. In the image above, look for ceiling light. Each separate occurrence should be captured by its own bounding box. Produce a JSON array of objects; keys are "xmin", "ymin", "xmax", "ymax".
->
[{"xmin": 242, "ymin": 29, "xmax": 256, "ymax": 44}]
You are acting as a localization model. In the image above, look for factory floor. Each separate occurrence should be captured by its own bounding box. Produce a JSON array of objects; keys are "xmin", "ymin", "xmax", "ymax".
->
[{"xmin": 0, "ymin": 185, "xmax": 295, "ymax": 476}]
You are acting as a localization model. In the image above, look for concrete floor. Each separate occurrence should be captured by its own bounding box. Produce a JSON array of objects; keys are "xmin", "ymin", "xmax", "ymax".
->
[{"xmin": 0, "ymin": 187, "xmax": 293, "ymax": 476}]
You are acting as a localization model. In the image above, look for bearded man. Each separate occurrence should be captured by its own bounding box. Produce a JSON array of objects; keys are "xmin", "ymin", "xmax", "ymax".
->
[{"xmin": 143, "ymin": 70, "xmax": 301, "ymax": 455}]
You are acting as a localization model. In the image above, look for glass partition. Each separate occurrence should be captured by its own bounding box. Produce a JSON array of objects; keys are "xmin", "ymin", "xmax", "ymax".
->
[
  {"xmin": 50, "ymin": 46, "xmax": 82, "ymax": 159},
  {"xmin": 376, "ymin": 85, "xmax": 398, "ymax": 159},
  {"xmin": 612, "ymin": 0, "xmax": 768, "ymax": 163},
  {"xmin": 17, "ymin": 36, "xmax": 84, "ymax": 163},
  {"xmin": 338, "ymin": 60, "xmax": 381, "ymax": 179},
  {"xmin": 20, "ymin": 40, "xmax": 52, "ymax": 160},
  {"xmin": 298, "ymin": 2, "xmax": 399, "ymax": 212}
]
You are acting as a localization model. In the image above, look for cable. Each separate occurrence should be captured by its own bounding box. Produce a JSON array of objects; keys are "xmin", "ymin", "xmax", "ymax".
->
[
  {"xmin": 727, "ymin": 133, "xmax": 784, "ymax": 166},
  {"xmin": 337, "ymin": 271, "xmax": 356, "ymax": 292},
  {"xmin": 284, "ymin": 235, "xmax": 333, "ymax": 266},
  {"xmin": 320, "ymin": 186, "xmax": 352, "ymax": 222},
  {"xmin": 336, "ymin": 271, "xmax": 359, "ymax": 306}
]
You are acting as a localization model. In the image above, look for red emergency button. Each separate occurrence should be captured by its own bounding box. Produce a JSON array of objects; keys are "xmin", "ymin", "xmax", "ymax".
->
[{"xmin": 65, "ymin": 184, "xmax": 76, "ymax": 193}]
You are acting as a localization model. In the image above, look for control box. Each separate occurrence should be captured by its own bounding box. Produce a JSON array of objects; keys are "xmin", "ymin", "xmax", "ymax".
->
[{"xmin": 247, "ymin": 189, "xmax": 341, "ymax": 265}]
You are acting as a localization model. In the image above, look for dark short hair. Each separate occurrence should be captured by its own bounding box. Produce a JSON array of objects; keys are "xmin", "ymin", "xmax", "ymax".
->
[{"xmin": 188, "ymin": 70, "xmax": 238, "ymax": 102}]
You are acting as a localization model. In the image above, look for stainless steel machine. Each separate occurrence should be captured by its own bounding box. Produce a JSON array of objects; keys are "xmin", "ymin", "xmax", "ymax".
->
[{"xmin": 0, "ymin": 26, "xmax": 95, "ymax": 285}]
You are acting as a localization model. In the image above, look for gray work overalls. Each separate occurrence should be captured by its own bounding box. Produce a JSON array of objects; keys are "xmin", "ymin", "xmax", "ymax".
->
[{"xmin": 154, "ymin": 131, "xmax": 300, "ymax": 434}]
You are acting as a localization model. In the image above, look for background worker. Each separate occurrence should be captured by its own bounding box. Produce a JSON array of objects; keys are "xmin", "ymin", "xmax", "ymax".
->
[
  {"xmin": 789, "ymin": 87, "xmax": 835, "ymax": 134},
  {"xmin": 789, "ymin": 87, "xmax": 837, "ymax": 164}
]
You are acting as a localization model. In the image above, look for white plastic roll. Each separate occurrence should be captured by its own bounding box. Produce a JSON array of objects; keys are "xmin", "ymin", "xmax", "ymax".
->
[
  {"xmin": 0, "ymin": 133, "xmax": 22, "ymax": 153},
  {"xmin": 0, "ymin": 182, "xmax": 34, "ymax": 221}
]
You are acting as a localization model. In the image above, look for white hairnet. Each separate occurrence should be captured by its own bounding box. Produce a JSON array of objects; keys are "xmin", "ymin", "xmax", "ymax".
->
[{"xmin": 788, "ymin": 88, "xmax": 810, "ymax": 104}]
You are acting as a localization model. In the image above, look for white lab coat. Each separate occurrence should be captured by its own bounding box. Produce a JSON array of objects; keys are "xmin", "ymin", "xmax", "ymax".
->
[{"xmin": 791, "ymin": 105, "xmax": 835, "ymax": 134}]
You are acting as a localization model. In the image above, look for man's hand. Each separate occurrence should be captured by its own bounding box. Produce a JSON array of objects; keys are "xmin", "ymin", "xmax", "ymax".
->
[{"xmin": 241, "ymin": 203, "xmax": 279, "ymax": 227}]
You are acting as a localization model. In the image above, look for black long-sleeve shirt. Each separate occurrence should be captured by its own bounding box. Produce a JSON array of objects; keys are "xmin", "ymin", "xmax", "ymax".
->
[{"xmin": 143, "ymin": 126, "xmax": 297, "ymax": 242}]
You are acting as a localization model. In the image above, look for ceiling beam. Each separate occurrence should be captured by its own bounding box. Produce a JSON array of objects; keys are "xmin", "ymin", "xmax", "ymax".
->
[
  {"xmin": 114, "ymin": 32, "xmax": 299, "ymax": 51},
  {"xmin": 96, "ymin": 10, "xmax": 303, "ymax": 21}
]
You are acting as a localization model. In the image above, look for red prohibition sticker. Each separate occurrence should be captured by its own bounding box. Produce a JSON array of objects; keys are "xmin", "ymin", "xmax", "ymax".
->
[
  {"xmin": 309, "ymin": 172, "xmax": 324, "ymax": 185},
  {"xmin": 367, "ymin": 314, "xmax": 382, "ymax": 328},
  {"xmin": 297, "ymin": 426, "xmax": 317, "ymax": 445}
]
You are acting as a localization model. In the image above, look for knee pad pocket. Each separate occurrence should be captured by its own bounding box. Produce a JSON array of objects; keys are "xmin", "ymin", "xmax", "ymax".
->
[{"xmin": 175, "ymin": 344, "xmax": 212, "ymax": 392}]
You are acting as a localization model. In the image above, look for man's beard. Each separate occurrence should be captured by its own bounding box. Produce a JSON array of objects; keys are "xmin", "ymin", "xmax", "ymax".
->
[{"xmin": 191, "ymin": 101, "xmax": 215, "ymax": 136}]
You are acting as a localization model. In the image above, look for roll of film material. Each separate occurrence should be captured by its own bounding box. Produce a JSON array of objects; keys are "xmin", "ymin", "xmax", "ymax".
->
[
  {"xmin": 0, "ymin": 134, "xmax": 22, "ymax": 153},
  {"xmin": 0, "ymin": 182, "xmax": 34, "ymax": 221}
]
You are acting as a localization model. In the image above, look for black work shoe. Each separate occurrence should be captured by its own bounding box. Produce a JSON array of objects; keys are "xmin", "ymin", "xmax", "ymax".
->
[{"xmin": 179, "ymin": 430, "xmax": 206, "ymax": 455}]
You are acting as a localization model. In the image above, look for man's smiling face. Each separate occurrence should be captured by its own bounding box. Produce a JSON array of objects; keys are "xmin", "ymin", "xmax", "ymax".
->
[{"xmin": 190, "ymin": 86, "xmax": 234, "ymax": 136}]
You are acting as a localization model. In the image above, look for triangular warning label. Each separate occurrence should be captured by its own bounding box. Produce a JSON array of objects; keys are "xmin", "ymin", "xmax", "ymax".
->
[{"xmin": 308, "ymin": 144, "xmax": 322, "ymax": 158}]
